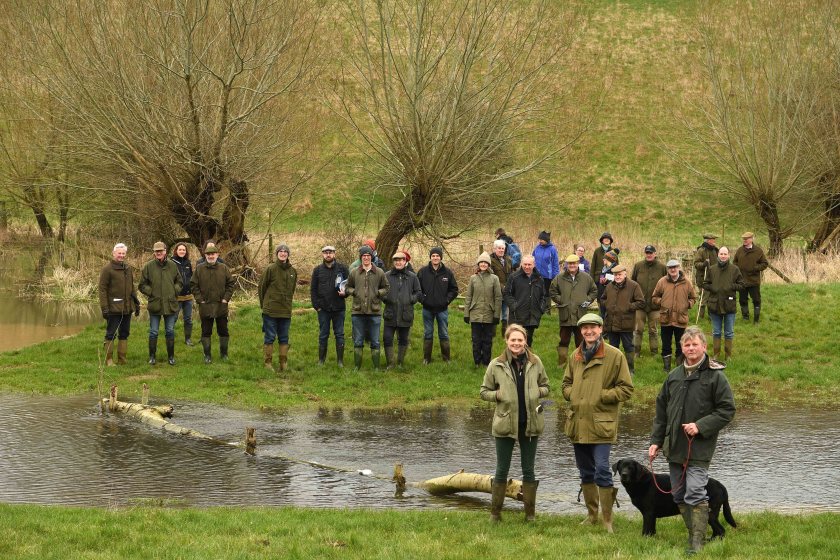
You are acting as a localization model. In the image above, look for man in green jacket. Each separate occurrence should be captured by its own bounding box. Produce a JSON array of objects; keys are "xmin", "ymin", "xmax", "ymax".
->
[
  {"xmin": 631, "ymin": 245, "xmax": 667, "ymax": 358},
  {"xmin": 190, "ymin": 242, "xmax": 235, "ymax": 364},
  {"xmin": 549, "ymin": 254, "xmax": 597, "ymax": 370},
  {"xmin": 703, "ymin": 247, "xmax": 745, "ymax": 363},
  {"xmin": 733, "ymin": 232, "xmax": 769, "ymax": 323},
  {"xmin": 139, "ymin": 241, "xmax": 182, "ymax": 366},
  {"xmin": 259, "ymin": 244, "xmax": 297, "ymax": 372},
  {"xmin": 562, "ymin": 313, "xmax": 634, "ymax": 533},
  {"xmin": 98, "ymin": 242, "xmax": 140, "ymax": 366},
  {"xmin": 693, "ymin": 233, "xmax": 718, "ymax": 319},
  {"xmin": 346, "ymin": 245, "xmax": 389, "ymax": 370},
  {"xmin": 649, "ymin": 326, "xmax": 735, "ymax": 554}
]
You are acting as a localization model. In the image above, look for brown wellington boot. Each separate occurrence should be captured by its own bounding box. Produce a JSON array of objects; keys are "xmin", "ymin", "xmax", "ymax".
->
[
  {"xmin": 579, "ymin": 483, "xmax": 599, "ymax": 525},
  {"xmin": 522, "ymin": 481, "xmax": 539, "ymax": 522},
  {"xmin": 397, "ymin": 345, "xmax": 408, "ymax": 366},
  {"xmin": 712, "ymin": 337, "xmax": 722, "ymax": 361},
  {"xmin": 278, "ymin": 343, "xmax": 289, "ymax": 372},
  {"xmin": 490, "ymin": 479, "xmax": 507, "ymax": 522},
  {"xmin": 116, "ymin": 339, "xmax": 128, "ymax": 365},
  {"xmin": 263, "ymin": 344, "xmax": 274, "ymax": 371},
  {"xmin": 104, "ymin": 341, "xmax": 115, "ymax": 367},
  {"xmin": 690, "ymin": 501, "xmax": 709, "ymax": 553},
  {"xmin": 599, "ymin": 486, "xmax": 617, "ymax": 534},
  {"xmin": 557, "ymin": 345, "xmax": 569, "ymax": 370},
  {"xmin": 724, "ymin": 339, "xmax": 733, "ymax": 363},
  {"xmin": 422, "ymin": 339, "xmax": 433, "ymax": 365}
]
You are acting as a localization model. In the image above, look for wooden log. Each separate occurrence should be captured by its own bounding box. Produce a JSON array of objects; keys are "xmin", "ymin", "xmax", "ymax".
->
[
  {"xmin": 767, "ymin": 262, "xmax": 793, "ymax": 284},
  {"xmin": 101, "ymin": 397, "xmax": 214, "ymax": 441},
  {"xmin": 394, "ymin": 465, "xmax": 524, "ymax": 501},
  {"xmin": 245, "ymin": 427, "xmax": 257, "ymax": 456}
]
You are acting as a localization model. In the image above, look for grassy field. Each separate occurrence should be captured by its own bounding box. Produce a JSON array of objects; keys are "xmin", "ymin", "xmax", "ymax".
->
[
  {"xmin": 1, "ymin": 504, "xmax": 837, "ymax": 560},
  {"xmin": 1, "ymin": 283, "xmax": 837, "ymax": 412}
]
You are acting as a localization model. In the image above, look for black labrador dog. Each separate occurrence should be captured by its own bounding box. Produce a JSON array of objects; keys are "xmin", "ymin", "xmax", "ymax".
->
[{"xmin": 612, "ymin": 458, "xmax": 737, "ymax": 537}]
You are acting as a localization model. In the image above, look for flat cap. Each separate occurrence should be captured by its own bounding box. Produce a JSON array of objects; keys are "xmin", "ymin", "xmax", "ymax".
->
[
  {"xmin": 666, "ymin": 259, "xmax": 680, "ymax": 267},
  {"xmin": 577, "ymin": 313, "xmax": 604, "ymax": 327},
  {"xmin": 565, "ymin": 254, "xmax": 580, "ymax": 263},
  {"xmin": 152, "ymin": 241, "xmax": 166, "ymax": 251},
  {"xmin": 702, "ymin": 233, "xmax": 718, "ymax": 240},
  {"xmin": 611, "ymin": 264, "xmax": 627, "ymax": 273},
  {"xmin": 741, "ymin": 231, "xmax": 754, "ymax": 239},
  {"xmin": 321, "ymin": 245, "xmax": 336, "ymax": 252}
]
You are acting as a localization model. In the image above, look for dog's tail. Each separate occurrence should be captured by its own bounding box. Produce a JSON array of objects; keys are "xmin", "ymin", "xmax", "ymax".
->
[{"xmin": 722, "ymin": 494, "xmax": 737, "ymax": 528}]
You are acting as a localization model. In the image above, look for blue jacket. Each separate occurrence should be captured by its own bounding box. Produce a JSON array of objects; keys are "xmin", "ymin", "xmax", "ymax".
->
[{"xmin": 532, "ymin": 242, "xmax": 559, "ymax": 281}]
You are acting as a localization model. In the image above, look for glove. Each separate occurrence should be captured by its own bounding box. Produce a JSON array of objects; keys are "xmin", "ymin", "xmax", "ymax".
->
[
  {"xmin": 492, "ymin": 317, "xmax": 500, "ymax": 325},
  {"xmin": 463, "ymin": 316, "xmax": 470, "ymax": 324},
  {"xmin": 579, "ymin": 300, "xmax": 591, "ymax": 308},
  {"xmin": 101, "ymin": 310, "xmax": 108, "ymax": 319}
]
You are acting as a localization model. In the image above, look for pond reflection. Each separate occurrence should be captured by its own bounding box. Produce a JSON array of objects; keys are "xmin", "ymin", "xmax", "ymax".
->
[{"xmin": 0, "ymin": 296, "xmax": 98, "ymax": 352}]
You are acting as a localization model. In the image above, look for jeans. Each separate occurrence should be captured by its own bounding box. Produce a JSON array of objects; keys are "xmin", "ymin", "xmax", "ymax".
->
[
  {"xmin": 495, "ymin": 434, "xmax": 538, "ymax": 483},
  {"xmin": 148, "ymin": 313, "xmax": 177, "ymax": 339},
  {"xmin": 573, "ymin": 443, "xmax": 613, "ymax": 487},
  {"xmin": 383, "ymin": 325, "xmax": 410, "ymax": 348},
  {"xmin": 661, "ymin": 325, "xmax": 686, "ymax": 358},
  {"xmin": 351, "ymin": 314, "xmax": 381, "ymax": 349},
  {"xmin": 105, "ymin": 314, "xmax": 132, "ymax": 341},
  {"xmin": 201, "ymin": 316, "xmax": 229, "ymax": 338},
  {"xmin": 709, "ymin": 312, "xmax": 735, "ymax": 340},
  {"xmin": 317, "ymin": 309, "xmax": 345, "ymax": 346},
  {"xmin": 422, "ymin": 308, "xmax": 449, "ymax": 341},
  {"xmin": 669, "ymin": 463, "xmax": 709, "ymax": 506},
  {"xmin": 262, "ymin": 314, "xmax": 291, "ymax": 344},
  {"xmin": 607, "ymin": 331, "xmax": 634, "ymax": 354},
  {"xmin": 176, "ymin": 300, "xmax": 193, "ymax": 328}
]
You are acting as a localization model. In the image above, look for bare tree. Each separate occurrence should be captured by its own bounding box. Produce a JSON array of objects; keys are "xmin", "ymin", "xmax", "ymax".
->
[
  {"xmin": 10, "ymin": 0, "xmax": 323, "ymax": 265},
  {"xmin": 335, "ymin": 0, "xmax": 590, "ymax": 262}
]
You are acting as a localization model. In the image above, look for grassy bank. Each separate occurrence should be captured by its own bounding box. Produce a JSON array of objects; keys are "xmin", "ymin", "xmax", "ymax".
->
[
  {"xmin": 1, "ymin": 283, "xmax": 837, "ymax": 412},
  {"xmin": 1, "ymin": 504, "xmax": 837, "ymax": 560}
]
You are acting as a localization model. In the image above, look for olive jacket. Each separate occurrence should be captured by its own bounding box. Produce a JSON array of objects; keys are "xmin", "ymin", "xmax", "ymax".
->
[
  {"xmin": 631, "ymin": 259, "xmax": 667, "ymax": 311},
  {"xmin": 650, "ymin": 354, "xmax": 735, "ymax": 469},
  {"xmin": 346, "ymin": 264, "xmax": 389, "ymax": 316},
  {"xmin": 693, "ymin": 242, "xmax": 718, "ymax": 283},
  {"xmin": 489, "ymin": 253, "xmax": 513, "ymax": 290},
  {"xmin": 259, "ymin": 260, "xmax": 297, "ymax": 318},
  {"xmin": 651, "ymin": 272, "xmax": 696, "ymax": 327},
  {"xmin": 480, "ymin": 349, "xmax": 550, "ymax": 439},
  {"xmin": 139, "ymin": 258, "xmax": 183, "ymax": 315},
  {"xmin": 562, "ymin": 340, "xmax": 634, "ymax": 444},
  {"xmin": 503, "ymin": 269, "xmax": 546, "ymax": 328},
  {"xmin": 383, "ymin": 268, "xmax": 421, "ymax": 327},
  {"xmin": 549, "ymin": 270, "xmax": 597, "ymax": 327},
  {"xmin": 733, "ymin": 245, "xmax": 769, "ymax": 287},
  {"xmin": 464, "ymin": 270, "xmax": 502, "ymax": 324},
  {"xmin": 702, "ymin": 261, "xmax": 745, "ymax": 315},
  {"xmin": 190, "ymin": 261, "xmax": 235, "ymax": 319},
  {"xmin": 98, "ymin": 260, "xmax": 138, "ymax": 316},
  {"xmin": 600, "ymin": 279, "xmax": 645, "ymax": 332}
]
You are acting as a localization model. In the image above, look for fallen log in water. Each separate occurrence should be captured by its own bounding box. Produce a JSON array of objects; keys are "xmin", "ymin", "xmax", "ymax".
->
[{"xmin": 393, "ymin": 465, "xmax": 524, "ymax": 501}]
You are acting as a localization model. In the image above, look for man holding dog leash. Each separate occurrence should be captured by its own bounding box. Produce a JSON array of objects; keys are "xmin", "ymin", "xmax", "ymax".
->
[{"xmin": 648, "ymin": 326, "xmax": 735, "ymax": 554}]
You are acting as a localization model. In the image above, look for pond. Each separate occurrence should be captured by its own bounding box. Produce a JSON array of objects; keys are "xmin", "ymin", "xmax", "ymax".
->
[
  {"xmin": 0, "ymin": 295, "xmax": 99, "ymax": 352},
  {"xmin": 1, "ymin": 395, "xmax": 837, "ymax": 514}
]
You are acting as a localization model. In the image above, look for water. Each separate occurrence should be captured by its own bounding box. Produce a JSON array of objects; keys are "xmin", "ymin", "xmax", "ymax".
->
[
  {"xmin": 1, "ymin": 394, "xmax": 837, "ymax": 513},
  {"xmin": 0, "ymin": 296, "xmax": 98, "ymax": 352}
]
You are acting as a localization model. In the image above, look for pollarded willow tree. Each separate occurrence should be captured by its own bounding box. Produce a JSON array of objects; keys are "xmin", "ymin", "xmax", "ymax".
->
[
  {"xmin": 11, "ymin": 0, "xmax": 323, "ymax": 265},
  {"xmin": 336, "ymin": 0, "xmax": 590, "ymax": 262}
]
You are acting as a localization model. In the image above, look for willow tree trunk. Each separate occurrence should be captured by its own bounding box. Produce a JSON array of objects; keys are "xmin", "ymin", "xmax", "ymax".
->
[
  {"xmin": 375, "ymin": 194, "xmax": 429, "ymax": 270},
  {"xmin": 757, "ymin": 199, "xmax": 784, "ymax": 257}
]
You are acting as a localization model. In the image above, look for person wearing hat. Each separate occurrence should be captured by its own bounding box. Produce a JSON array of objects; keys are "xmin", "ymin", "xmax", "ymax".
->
[
  {"xmin": 562, "ymin": 312, "xmax": 634, "ymax": 533},
  {"xmin": 464, "ymin": 252, "xmax": 502, "ymax": 366},
  {"xmin": 600, "ymin": 263, "xmax": 645, "ymax": 375},
  {"xmin": 702, "ymin": 247, "xmax": 744, "ymax": 363},
  {"xmin": 417, "ymin": 247, "xmax": 459, "ymax": 364},
  {"xmin": 139, "ymin": 241, "xmax": 182, "ymax": 366},
  {"xmin": 503, "ymin": 255, "xmax": 546, "ymax": 347},
  {"xmin": 190, "ymin": 242, "xmax": 235, "ymax": 364},
  {"xmin": 259, "ymin": 244, "xmax": 297, "ymax": 372},
  {"xmin": 733, "ymin": 232, "xmax": 768, "ymax": 323},
  {"xmin": 490, "ymin": 239, "xmax": 513, "ymax": 334},
  {"xmin": 346, "ymin": 245, "xmax": 389, "ymax": 370},
  {"xmin": 480, "ymin": 323, "xmax": 550, "ymax": 523},
  {"xmin": 649, "ymin": 326, "xmax": 735, "ymax": 554},
  {"xmin": 310, "ymin": 245, "xmax": 350, "ymax": 367},
  {"xmin": 693, "ymin": 233, "xmax": 718, "ymax": 319},
  {"xmin": 170, "ymin": 243, "xmax": 195, "ymax": 347},
  {"xmin": 532, "ymin": 231, "xmax": 559, "ymax": 311},
  {"xmin": 596, "ymin": 247, "xmax": 620, "ymax": 318},
  {"xmin": 382, "ymin": 252, "xmax": 421, "ymax": 368},
  {"xmin": 651, "ymin": 259, "xmax": 696, "ymax": 372},
  {"xmin": 631, "ymin": 245, "xmax": 667, "ymax": 358},
  {"xmin": 99, "ymin": 242, "xmax": 140, "ymax": 366},
  {"xmin": 549, "ymin": 253, "xmax": 597, "ymax": 370},
  {"xmin": 590, "ymin": 232, "xmax": 616, "ymax": 285},
  {"xmin": 350, "ymin": 239, "xmax": 385, "ymax": 270}
]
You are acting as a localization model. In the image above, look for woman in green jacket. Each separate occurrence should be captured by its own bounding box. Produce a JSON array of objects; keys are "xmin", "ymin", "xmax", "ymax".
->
[
  {"xmin": 465, "ymin": 252, "xmax": 502, "ymax": 366},
  {"xmin": 259, "ymin": 244, "xmax": 297, "ymax": 372},
  {"xmin": 480, "ymin": 324, "xmax": 549, "ymax": 523}
]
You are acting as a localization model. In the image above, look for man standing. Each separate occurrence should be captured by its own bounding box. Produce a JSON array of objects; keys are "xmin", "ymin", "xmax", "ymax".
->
[
  {"xmin": 651, "ymin": 260, "xmax": 696, "ymax": 372},
  {"xmin": 139, "ymin": 241, "xmax": 182, "ymax": 366},
  {"xmin": 631, "ymin": 245, "xmax": 667, "ymax": 358},
  {"xmin": 346, "ymin": 245, "xmax": 389, "ymax": 370},
  {"xmin": 733, "ymin": 232, "xmax": 768, "ymax": 323},
  {"xmin": 416, "ymin": 247, "xmax": 458, "ymax": 364},
  {"xmin": 649, "ymin": 327, "xmax": 735, "ymax": 554},
  {"xmin": 259, "ymin": 244, "xmax": 297, "ymax": 372},
  {"xmin": 600, "ymin": 264, "xmax": 645, "ymax": 375},
  {"xmin": 563, "ymin": 313, "xmax": 634, "ymax": 534},
  {"xmin": 490, "ymin": 240, "xmax": 513, "ymax": 333},
  {"xmin": 503, "ymin": 255, "xmax": 546, "ymax": 347},
  {"xmin": 533, "ymin": 231, "xmax": 559, "ymax": 309},
  {"xmin": 310, "ymin": 245, "xmax": 349, "ymax": 367},
  {"xmin": 382, "ymin": 252, "xmax": 421, "ymax": 368},
  {"xmin": 98, "ymin": 242, "xmax": 139, "ymax": 366},
  {"xmin": 549, "ymin": 254, "xmax": 597, "ymax": 370},
  {"xmin": 703, "ymin": 247, "xmax": 744, "ymax": 363},
  {"xmin": 693, "ymin": 233, "xmax": 718, "ymax": 319},
  {"xmin": 190, "ymin": 242, "xmax": 235, "ymax": 364}
]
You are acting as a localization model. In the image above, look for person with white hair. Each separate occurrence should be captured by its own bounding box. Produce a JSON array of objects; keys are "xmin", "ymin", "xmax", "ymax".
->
[
  {"xmin": 489, "ymin": 239, "xmax": 513, "ymax": 334},
  {"xmin": 98, "ymin": 242, "xmax": 140, "ymax": 366}
]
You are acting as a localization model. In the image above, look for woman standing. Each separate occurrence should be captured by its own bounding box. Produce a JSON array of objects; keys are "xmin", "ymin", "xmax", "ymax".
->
[
  {"xmin": 259, "ymin": 244, "xmax": 297, "ymax": 372},
  {"xmin": 171, "ymin": 243, "xmax": 194, "ymax": 346},
  {"xmin": 480, "ymin": 324, "xmax": 549, "ymax": 522},
  {"xmin": 464, "ymin": 252, "xmax": 502, "ymax": 366}
]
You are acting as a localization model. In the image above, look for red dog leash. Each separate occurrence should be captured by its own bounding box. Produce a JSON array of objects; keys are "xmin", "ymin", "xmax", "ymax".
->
[{"xmin": 649, "ymin": 435, "xmax": 695, "ymax": 495}]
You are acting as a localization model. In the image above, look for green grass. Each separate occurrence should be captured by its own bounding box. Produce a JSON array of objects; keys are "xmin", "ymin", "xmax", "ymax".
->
[
  {"xmin": 1, "ymin": 504, "xmax": 837, "ymax": 560},
  {"xmin": 1, "ymin": 283, "xmax": 837, "ymax": 412}
]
